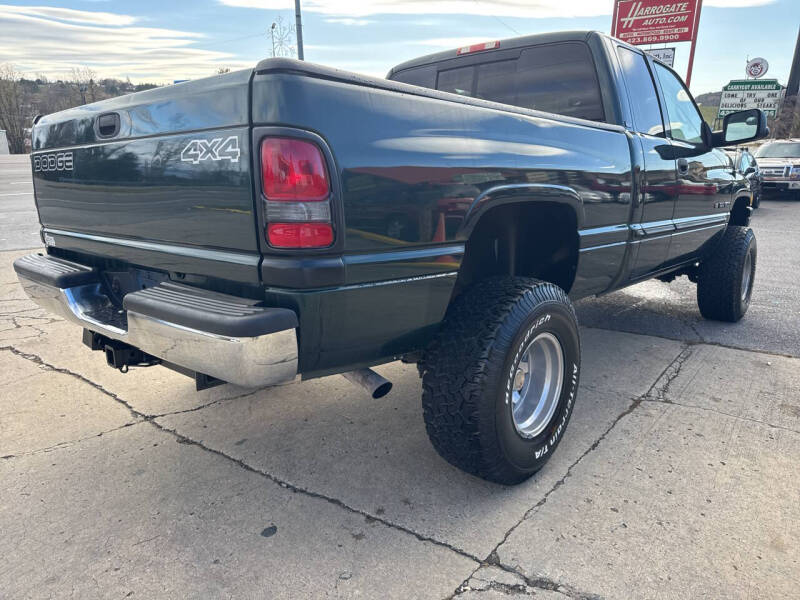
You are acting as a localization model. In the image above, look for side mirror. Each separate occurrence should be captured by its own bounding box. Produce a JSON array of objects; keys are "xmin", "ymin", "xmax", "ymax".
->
[
  {"xmin": 744, "ymin": 166, "xmax": 756, "ymax": 176},
  {"xmin": 713, "ymin": 109, "xmax": 768, "ymax": 147}
]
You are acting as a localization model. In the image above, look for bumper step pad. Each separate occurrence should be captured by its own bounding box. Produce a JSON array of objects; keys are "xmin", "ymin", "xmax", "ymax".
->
[
  {"xmin": 123, "ymin": 282, "xmax": 297, "ymax": 338},
  {"xmin": 13, "ymin": 253, "xmax": 98, "ymax": 288}
]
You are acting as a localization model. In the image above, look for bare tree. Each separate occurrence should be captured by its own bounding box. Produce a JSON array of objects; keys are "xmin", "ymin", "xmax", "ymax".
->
[
  {"xmin": 0, "ymin": 64, "xmax": 163, "ymax": 153},
  {"xmin": 269, "ymin": 16, "xmax": 296, "ymax": 58},
  {"xmin": 70, "ymin": 66, "xmax": 98, "ymax": 103},
  {"xmin": 773, "ymin": 96, "xmax": 800, "ymax": 139},
  {"xmin": 0, "ymin": 64, "xmax": 30, "ymax": 154},
  {"xmin": 38, "ymin": 80, "xmax": 75, "ymax": 116}
]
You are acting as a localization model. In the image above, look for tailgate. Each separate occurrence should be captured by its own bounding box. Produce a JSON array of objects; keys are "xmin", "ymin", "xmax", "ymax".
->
[{"xmin": 31, "ymin": 69, "xmax": 260, "ymax": 283}]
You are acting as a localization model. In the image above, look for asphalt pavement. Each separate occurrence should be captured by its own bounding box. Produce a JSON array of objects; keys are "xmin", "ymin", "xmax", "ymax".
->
[
  {"xmin": 1, "ymin": 154, "xmax": 798, "ymax": 598},
  {"xmin": 0, "ymin": 155, "xmax": 40, "ymax": 250}
]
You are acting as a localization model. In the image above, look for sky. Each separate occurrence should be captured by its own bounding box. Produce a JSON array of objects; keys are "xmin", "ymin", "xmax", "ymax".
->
[{"xmin": 0, "ymin": 0, "xmax": 797, "ymax": 95}]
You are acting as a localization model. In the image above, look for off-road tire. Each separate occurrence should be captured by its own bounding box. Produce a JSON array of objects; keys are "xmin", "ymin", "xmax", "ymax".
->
[
  {"xmin": 420, "ymin": 277, "xmax": 580, "ymax": 485},
  {"xmin": 697, "ymin": 226, "xmax": 756, "ymax": 322}
]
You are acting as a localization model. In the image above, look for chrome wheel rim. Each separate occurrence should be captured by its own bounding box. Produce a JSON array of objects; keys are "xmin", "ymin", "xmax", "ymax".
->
[
  {"xmin": 511, "ymin": 332, "xmax": 564, "ymax": 438},
  {"xmin": 741, "ymin": 250, "xmax": 753, "ymax": 302}
]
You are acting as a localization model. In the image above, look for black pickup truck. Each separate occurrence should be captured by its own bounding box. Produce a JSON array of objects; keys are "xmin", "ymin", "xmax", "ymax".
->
[{"xmin": 15, "ymin": 31, "xmax": 767, "ymax": 484}]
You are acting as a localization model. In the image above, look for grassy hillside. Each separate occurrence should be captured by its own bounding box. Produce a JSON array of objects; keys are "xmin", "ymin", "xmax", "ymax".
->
[{"xmin": 699, "ymin": 105, "xmax": 719, "ymax": 127}]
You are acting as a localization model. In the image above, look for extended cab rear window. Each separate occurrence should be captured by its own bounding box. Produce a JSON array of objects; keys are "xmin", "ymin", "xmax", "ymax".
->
[{"xmin": 391, "ymin": 42, "xmax": 605, "ymax": 122}]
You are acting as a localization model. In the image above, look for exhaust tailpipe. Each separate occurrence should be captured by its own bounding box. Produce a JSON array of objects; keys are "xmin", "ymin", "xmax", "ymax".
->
[{"xmin": 342, "ymin": 368, "xmax": 392, "ymax": 399}]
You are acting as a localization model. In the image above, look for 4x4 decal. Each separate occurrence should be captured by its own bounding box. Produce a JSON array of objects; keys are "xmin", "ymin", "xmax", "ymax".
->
[{"xmin": 181, "ymin": 135, "xmax": 240, "ymax": 164}]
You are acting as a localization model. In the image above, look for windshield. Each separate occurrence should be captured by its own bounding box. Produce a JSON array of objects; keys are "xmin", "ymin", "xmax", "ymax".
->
[{"xmin": 755, "ymin": 142, "xmax": 800, "ymax": 158}]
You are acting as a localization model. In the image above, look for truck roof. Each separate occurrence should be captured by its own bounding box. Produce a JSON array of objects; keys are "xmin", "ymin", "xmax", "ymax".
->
[{"xmin": 388, "ymin": 30, "xmax": 600, "ymax": 76}]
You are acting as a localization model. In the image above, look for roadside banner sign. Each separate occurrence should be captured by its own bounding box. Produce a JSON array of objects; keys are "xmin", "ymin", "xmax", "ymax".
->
[
  {"xmin": 647, "ymin": 47, "xmax": 676, "ymax": 66},
  {"xmin": 717, "ymin": 79, "xmax": 785, "ymax": 118},
  {"xmin": 612, "ymin": 0, "xmax": 701, "ymax": 45}
]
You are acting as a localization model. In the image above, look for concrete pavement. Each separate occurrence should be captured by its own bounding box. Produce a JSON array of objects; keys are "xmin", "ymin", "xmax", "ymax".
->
[{"xmin": 1, "ymin": 156, "xmax": 799, "ymax": 598}]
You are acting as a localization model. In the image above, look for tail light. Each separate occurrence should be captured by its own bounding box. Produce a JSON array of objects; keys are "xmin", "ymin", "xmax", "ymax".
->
[{"xmin": 261, "ymin": 137, "xmax": 333, "ymax": 248}]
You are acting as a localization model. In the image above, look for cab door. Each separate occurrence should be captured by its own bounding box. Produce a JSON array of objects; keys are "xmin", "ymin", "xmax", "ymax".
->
[
  {"xmin": 614, "ymin": 46, "xmax": 678, "ymax": 279},
  {"xmin": 652, "ymin": 62, "xmax": 732, "ymax": 264}
]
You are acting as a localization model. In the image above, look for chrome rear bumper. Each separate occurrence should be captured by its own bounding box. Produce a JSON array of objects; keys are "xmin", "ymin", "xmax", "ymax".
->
[{"xmin": 16, "ymin": 257, "xmax": 298, "ymax": 388}]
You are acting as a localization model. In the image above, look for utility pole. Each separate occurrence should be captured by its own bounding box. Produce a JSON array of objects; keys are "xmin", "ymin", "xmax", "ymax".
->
[
  {"xmin": 774, "ymin": 26, "xmax": 800, "ymax": 138},
  {"xmin": 786, "ymin": 26, "xmax": 800, "ymax": 98},
  {"xmin": 294, "ymin": 0, "xmax": 304, "ymax": 60}
]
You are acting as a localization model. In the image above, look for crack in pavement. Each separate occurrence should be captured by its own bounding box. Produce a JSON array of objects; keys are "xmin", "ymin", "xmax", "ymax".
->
[
  {"xmin": 451, "ymin": 564, "xmax": 599, "ymax": 599},
  {"xmin": 644, "ymin": 346, "xmax": 694, "ymax": 403},
  {"xmin": 642, "ymin": 397, "xmax": 800, "ymax": 435},
  {"xmin": 1, "ymin": 344, "xmax": 484, "ymax": 568},
  {"xmin": 0, "ymin": 346, "xmax": 143, "ymax": 422},
  {"xmin": 1, "ymin": 422, "xmax": 144, "ymax": 460},
  {"xmin": 444, "ymin": 564, "xmax": 484, "ymax": 600},
  {"xmin": 147, "ymin": 386, "xmax": 269, "ymax": 420},
  {"xmin": 583, "ymin": 324, "xmax": 800, "ymax": 360}
]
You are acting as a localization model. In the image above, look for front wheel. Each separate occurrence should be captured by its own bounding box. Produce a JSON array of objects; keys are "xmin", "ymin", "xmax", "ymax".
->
[
  {"xmin": 697, "ymin": 226, "xmax": 756, "ymax": 322},
  {"xmin": 421, "ymin": 277, "xmax": 581, "ymax": 485}
]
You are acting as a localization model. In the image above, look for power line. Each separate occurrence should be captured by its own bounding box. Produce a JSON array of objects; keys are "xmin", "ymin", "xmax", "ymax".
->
[{"xmin": 471, "ymin": 0, "xmax": 521, "ymax": 36}]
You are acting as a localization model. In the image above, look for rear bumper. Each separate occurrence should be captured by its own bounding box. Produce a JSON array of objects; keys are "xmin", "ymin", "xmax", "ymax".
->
[{"xmin": 14, "ymin": 253, "xmax": 298, "ymax": 388}]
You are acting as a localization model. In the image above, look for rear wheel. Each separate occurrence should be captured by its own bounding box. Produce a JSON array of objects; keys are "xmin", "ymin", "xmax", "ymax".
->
[
  {"xmin": 421, "ymin": 277, "xmax": 580, "ymax": 485},
  {"xmin": 697, "ymin": 226, "xmax": 756, "ymax": 322}
]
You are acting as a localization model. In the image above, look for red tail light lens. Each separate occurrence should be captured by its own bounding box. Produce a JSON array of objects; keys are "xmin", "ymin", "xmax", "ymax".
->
[
  {"xmin": 261, "ymin": 136, "xmax": 334, "ymax": 249},
  {"xmin": 261, "ymin": 138, "xmax": 329, "ymax": 201},
  {"xmin": 456, "ymin": 40, "xmax": 499, "ymax": 55},
  {"xmin": 268, "ymin": 223, "xmax": 334, "ymax": 248}
]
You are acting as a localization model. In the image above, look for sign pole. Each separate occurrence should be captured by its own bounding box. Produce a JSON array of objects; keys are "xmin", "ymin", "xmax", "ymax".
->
[{"xmin": 685, "ymin": 0, "xmax": 703, "ymax": 88}]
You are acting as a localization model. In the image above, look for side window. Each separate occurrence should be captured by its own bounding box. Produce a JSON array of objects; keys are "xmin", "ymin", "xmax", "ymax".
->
[
  {"xmin": 475, "ymin": 60, "xmax": 517, "ymax": 106},
  {"xmin": 419, "ymin": 42, "xmax": 604, "ymax": 121},
  {"xmin": 615, "ymin": 46, "xmax": 664, "ymax": 137},
  {"xmin": 391, "ymin": 65, "xmax": 436, "ymax": 88},
  {"xmin": 653, "ymin": 63, "xmax": 704, "ymax": 144},
  {"xmin": 739, "ymin": 153, "xmax": 749, "ymax": 172},
  {"xmin": 436, "ymin": 66, "xmax": 474, "ymax": 97},
  {"xmin": 515, "ymin": 42, "xmax": 604, "ymax": 121}
]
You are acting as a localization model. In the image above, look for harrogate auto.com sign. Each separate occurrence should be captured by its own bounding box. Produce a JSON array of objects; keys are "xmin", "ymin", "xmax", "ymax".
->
[{"xmin": 612, "ymin": 0, "xmax": 700, "ymax": 45}]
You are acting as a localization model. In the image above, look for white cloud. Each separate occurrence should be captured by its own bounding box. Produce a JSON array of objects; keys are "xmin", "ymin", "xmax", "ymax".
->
[
  {"xmin": 0, "ymin": 4, "xmax": 139, "ymax": 25},
  {"xmin": 324, "ymin": 17, "xmax": 372, "ymax": 26},
  {"xmin": 704, "ymin": 0, "xmax": 776, "ymax": 6},
  {"xmin": 0, "ymin": 4, "xmax": 250, "ymax": 83},
  {"xmin": 220, "ymin": 0, "xmax": 777, "ymax": 18},
  {"xmin": 219, "ymin": 0, "xmax": 613, "ymax": 19}
]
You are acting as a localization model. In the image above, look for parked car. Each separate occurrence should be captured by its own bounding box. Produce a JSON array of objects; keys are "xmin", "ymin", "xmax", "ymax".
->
[
  {"xmin": 723, "ymin": 146, "xmax": 762, "ymax": 208},
  {"xmin": 754, "ymin": 139, "xmax": 800, "ymax": 198},
  {"xmin": 15, "ymin": 31, "xmax": 767, "ymax": 484}
]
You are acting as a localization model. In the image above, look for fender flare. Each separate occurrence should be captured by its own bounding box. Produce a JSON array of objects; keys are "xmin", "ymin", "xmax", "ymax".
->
[
  {"xmin": 457, "ymin": 183, "xmax": 585, "ymax": 239},
  {"xmin": 730, "ymin": 194, "xmax": 752, "ymax": 227}
]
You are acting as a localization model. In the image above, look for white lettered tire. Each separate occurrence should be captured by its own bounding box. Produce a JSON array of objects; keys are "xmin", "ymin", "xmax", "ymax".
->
[{"xmin": 421, "ymin": 277, "xmax": 581, "ymax": 485}]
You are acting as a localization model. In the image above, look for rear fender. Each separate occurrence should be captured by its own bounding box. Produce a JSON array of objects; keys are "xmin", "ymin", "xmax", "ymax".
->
[{"xmin": 458, "ymin": 183, "xmax": 584, "ymax": 238}]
